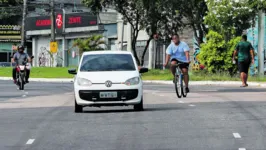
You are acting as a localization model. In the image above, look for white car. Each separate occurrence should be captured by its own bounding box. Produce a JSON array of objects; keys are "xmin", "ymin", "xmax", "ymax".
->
[{"xmin": 68, "ymin": 51, "xmax": 149, "ymax": 113}]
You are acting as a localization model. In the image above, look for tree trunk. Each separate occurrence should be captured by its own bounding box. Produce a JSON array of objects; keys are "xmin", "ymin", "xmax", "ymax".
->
[
  {"xmin": 132, "ymin": 29, "xmax": 140, "ymax": 65},
  {"xmin": 140, "ymin": 36, "xmax": 153, "ymax": 66}
]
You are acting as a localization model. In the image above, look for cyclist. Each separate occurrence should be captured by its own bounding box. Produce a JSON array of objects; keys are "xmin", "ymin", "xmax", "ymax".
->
[
  {"xmin": 12, "ymin": 45, "xmax": 31, "ymax": 84},
  {"xmin": 163, "ymin": 34, "xmax": 191, "ymax": 93}
]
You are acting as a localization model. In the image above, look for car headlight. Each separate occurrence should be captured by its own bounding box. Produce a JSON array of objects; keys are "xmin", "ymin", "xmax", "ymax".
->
[
  {"xmin": 77, "ymin": 77, "xmax": 92, "ymax": 86},
  {"xmin": 124, "ymin": 77, "xmax": 140, "ymax": 86}
]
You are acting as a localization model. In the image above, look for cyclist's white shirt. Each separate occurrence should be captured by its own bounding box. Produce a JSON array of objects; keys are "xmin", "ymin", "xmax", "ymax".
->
[{"xmin": 166, "ymin": 41, "xmax": 190, "ymax": 63}]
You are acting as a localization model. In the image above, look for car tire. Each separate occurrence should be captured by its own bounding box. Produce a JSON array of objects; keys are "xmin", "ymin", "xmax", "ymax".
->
[
  {"xmin": 75, "ymin": 99, "xmax": 83, "ymax": 113},
  {"xmin": 134, "ymin": 97, "xmax": 144, "ymax": 111}
]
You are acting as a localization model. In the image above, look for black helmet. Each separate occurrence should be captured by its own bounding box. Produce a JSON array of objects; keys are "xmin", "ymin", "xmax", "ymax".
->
[{"xmin": 18, "ymin": 45, "xmax": 25, "ymax": 50}]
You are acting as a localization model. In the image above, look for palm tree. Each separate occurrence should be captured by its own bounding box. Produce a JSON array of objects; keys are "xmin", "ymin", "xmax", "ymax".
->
[{"xmin": 69, "ymin": 34, "xmax": 106, "ymax": 57}]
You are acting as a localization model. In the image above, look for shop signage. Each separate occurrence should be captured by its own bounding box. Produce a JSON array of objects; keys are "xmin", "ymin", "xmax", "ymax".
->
[
  {"xmin": 0, "ymin": 25, "xmax": 21, "ymax": 35},
  {"xmin": 25, "ymin": 12, "xmax": 98, "ymax": 31}
]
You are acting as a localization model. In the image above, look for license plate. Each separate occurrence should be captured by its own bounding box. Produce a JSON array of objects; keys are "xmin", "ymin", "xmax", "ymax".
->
[{"xmin": 99, "ymin": 92, "xmax": 117, "ymax": 98}]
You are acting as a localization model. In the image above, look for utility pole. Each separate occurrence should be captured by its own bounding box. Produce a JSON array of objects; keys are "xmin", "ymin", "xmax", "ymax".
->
[
  {"xmin": 121, "ymin": 22, "xmax": 124, "ymax": 51},
  {"xmin": 258, "ymin": 9, "xmax": 265, "ymax": 76},
  {"xmin": 127, "ymin": 23, "xmax": 132, "ymax": 52},
  {"xmin": 50, "ymin": 0, "xmax": 55, "ymax": 42},
  {"xmin": 21, "ymin": 0, "xmax": 27, "ymax": 46}
]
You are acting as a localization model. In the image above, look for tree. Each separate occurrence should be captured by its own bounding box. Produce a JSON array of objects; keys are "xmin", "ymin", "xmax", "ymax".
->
[
  {"xmin": 171, "ymin": 0, "xmax": 208, "ymax": 44},
  {"xmin": 140, "ymin": 0, "xmax": 184, "ymax": 66},
  {"xmin": 199, "ymin": 30, "xmax": 241, "ymax": 74},
  {"xmin": 83, "ymin": 0, "xmax": 185, "ymax": 65},
  {"xmin": 0, "ymin": 0, "xmax": 22, "ymax": 19},
  {"xmin": 83, "ymin": 0, "xmax": 146, "ymax": 65},
  {"xmin": 204, "ymin": 0, "xmax": 260, "ymax": 41},
  {"xmin": 69, "ymin": 35, "xmax": 106, "ymax": 57}
]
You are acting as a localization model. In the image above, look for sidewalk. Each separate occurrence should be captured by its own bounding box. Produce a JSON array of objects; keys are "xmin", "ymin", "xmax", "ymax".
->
[{"xmin": 1, "ymin": 77, "xmax": 266, "ymax": 87}]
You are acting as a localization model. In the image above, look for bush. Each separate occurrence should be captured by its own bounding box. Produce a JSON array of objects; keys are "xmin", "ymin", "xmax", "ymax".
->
[{"xmin": 199, "ymin": 30, "xmax": 241, "ymax": 75}]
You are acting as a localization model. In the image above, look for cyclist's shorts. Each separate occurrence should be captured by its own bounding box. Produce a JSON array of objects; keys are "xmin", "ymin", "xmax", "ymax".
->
[{"xmin": 171, "ymin": 58, "xmax": 189, "ymax": 69}]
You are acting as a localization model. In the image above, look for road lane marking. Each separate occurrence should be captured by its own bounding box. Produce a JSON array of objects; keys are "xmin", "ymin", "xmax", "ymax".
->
[
  {"xmin": 233, "ymin": 133, "xmax": 241, "ymax": 138},
  {"xmin": 239, "ymin": 148, "xmax": 246, "ymax": 150},
  {"xmin": 178, "ymin": 101, "xmax": 184, "ymax": 103},
  {"xmin": 26, "ymin": 139, "xmax": 35, "ymax": 145},
  {"xmin": 22, "ymin": 95, "xmax": 27, "ymax": 97},
  {"xmin": 159, "ymin": 94, "xmax": 164, "ymax": 96},
  {"xmin": 189, "ymin": 104, "xmax": 195, "ymax": 107}
]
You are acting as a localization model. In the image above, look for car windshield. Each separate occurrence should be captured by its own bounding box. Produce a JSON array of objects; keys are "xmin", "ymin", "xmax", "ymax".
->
[{"xmin": 80, "ymin": 54, "xmax": 136, "ymax": 72}]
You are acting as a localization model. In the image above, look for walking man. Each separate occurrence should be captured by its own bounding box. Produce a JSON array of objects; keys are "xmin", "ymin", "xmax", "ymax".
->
[{"xmin": 233, "ymin": 35, "xmax": 254, "ymax": 87}]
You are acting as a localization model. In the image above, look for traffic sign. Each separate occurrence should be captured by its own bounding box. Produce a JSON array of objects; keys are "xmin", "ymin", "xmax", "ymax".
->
[{"xmin": 50, "ymin": 41, "xmax": 58, "ymax": 53}]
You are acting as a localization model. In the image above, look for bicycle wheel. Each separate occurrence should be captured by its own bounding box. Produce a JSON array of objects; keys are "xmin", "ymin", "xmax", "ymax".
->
[
  {"xmin": 174, "ymin": 74, "xmax": 182, "ymax": 98},
  {"xmin": 181, "ymin": 75, "xmax": 187, "ymax": 97}
]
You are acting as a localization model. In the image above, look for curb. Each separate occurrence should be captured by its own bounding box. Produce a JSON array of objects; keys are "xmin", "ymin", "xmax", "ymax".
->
[
  {"xmin": 144, "ymin": 80, "xmax": 266, "ymax": 87},
  {"xmin": 0, "ymin": 77, "xmax": 265, "ymax": 87},
  {"xmin": 0, "ymin": 77, "xmax": 73, "ymax": 83}
]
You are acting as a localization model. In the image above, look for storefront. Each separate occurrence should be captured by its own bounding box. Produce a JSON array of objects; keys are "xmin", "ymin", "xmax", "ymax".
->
[
  {"xmin": 25, "ymin": 12, "xmax": 104, "ymax": 67},
  {"xmin": 0, "ymin": 25, "xmax": 21, "ymax": 62}
]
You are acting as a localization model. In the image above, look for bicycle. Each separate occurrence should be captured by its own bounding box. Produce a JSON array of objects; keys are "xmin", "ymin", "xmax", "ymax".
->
[{"xmin": 172, "ymin": 63, "xmax": 187, "ymax": 98}]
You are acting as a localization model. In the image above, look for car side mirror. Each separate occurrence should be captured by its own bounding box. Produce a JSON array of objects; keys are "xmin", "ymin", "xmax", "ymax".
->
[
  {"xmin": 68, "ymin": 68, "xmax": 77, "ymax": 75},
  {"xmin": 139, "ymin": 67, "xmax": 148, "ymax": 73}
]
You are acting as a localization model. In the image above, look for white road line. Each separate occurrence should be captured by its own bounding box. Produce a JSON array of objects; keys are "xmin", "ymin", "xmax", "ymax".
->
[
  {"xmin": 178, "ymin": 101, "xmax": 184, "ymax": 103},
  {"xmin": 233, "ymin": 133, "xmax": 241, "ymax": 138},
  {"xmin": 26, "ymin": 139, "xmax": 35, "ymax": 145},
  {"xmin": 239, "ymin": 148, "xmax": 246, "ymax": 150},
  {"xmin": 22, "ymin": 95, "xmax": 27, "ymax": 97},
  {"xmin": 189, "ymin": 104, "xmax": 196, "ymax": 107},
  {"xmin": 159, "ymin": 95, "xmax": 164, "ymax": 96}
]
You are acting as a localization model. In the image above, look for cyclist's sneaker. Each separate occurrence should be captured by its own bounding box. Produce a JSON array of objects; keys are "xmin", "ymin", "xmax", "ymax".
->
[
  {"xmin": 185, "ymin": 87, "xmax": 190, "ymax": 93},
  {"xmin": 25, "ymin": 80, "xmax": 29, "ymax": 83}
]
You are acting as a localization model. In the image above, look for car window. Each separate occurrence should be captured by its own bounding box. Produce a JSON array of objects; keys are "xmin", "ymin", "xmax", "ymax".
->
[{"xmin": 80, "ymin": 54, "xmax": 136, "ymax": 72}]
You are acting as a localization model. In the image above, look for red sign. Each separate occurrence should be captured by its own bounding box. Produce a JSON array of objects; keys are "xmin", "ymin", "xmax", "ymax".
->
[
  {"xmin": 26, "ymin": 13, "xmax": 98, "ymax": 31},
  {"xmin": 89, "ymin": 20, "xmax": 97, "ymax": 25},
  {"xmin": 56, "ymin": 14, "xmax": 63, "ymax": 28},
  {"xmin": 69, "ymin": 17, "xmax": 81, "ymax": 24},
  {"xmin": 36, "ymin": 19, "xmax": 51, "ymax": 27}
]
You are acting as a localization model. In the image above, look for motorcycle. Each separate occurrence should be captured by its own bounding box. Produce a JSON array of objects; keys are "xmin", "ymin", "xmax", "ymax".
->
[{"xmin": 16, "ymin": 61, "xmax": 31, "ymax": 90}]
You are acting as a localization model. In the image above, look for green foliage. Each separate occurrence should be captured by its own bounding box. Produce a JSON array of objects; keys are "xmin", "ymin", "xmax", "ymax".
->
[
  {"xmin": 69, "ymin": 35, "xmax": 106, "ymax": 56},
  {"xmin": 204, "ymin": 0, "xmax": 259, "ymax": 39},
  {"xmin": 199, "ymin": 30, "xmax": 241, "ymax": 75},
  {"xmin": 0, "ymin": 0, "xmax": 22, "ymax": 19}
]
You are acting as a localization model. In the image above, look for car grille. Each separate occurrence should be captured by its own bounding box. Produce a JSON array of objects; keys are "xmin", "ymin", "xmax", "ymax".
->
[{"xmin": 79, "ymin": 89, "xmax": 139, "ymax": 101}]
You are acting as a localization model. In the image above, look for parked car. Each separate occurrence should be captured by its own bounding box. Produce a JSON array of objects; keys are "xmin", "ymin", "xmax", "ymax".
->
[{"xmin": 68, "ymin": 51, "xmax": 149, "ymax": 113}]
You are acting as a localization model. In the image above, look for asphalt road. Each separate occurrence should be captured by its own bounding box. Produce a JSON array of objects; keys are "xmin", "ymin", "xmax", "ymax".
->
[{"xmin": 1, "ymin": 80, "xmax": 266, "ymax": 150}]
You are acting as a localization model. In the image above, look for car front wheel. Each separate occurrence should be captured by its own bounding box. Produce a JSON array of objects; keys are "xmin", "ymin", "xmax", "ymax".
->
[
  {"xmin": 134, "ymin": 97, "xmax": 144, "ymax": 111},
  {"xmin": 75, "ymin": 99, "xmax": 83, "ymax": 113}
]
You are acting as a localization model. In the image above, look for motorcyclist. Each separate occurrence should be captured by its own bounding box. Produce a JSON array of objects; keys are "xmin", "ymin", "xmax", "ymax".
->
[{"xmin": 12, "ymin": 45, "xmax": 31, "ymax": 84}]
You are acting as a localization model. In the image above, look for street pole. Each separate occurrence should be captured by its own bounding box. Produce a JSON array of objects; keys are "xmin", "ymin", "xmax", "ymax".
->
[
  {"xmin": 121, "ymin": 21, "xmax": 124, "ymax": 51},
  {"xmin": 127, "ymin": 23, "xmax": 132, "ymax": 52},
  {"xmin": 163, "ymin": 36, "xmax": 166, "ymax": 70},
  {"xmin": 62, "ymin": 8, "xmax": 66, "ymax": 67},
  {"xmin": 21, "ymin": 0, "xmax": 27, "ymax": 46},
  {"xmin": 50, "ymin": 0, "xmax": 55, "ymax": 42},
  {"xmin": 258, "ymin": 10, "xmax": 265, "ymax": 76}
]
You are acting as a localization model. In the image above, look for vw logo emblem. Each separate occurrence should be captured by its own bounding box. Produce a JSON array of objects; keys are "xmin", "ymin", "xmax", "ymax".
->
[{"xmin": 105, "ymin": 80, "xmax": 112, "ymax": 87}]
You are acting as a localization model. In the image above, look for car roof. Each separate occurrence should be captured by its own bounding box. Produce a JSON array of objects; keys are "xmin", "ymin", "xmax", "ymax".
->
[{"xmin": 82, "ymin": 50, "xmax": 132, "ymax": 55}]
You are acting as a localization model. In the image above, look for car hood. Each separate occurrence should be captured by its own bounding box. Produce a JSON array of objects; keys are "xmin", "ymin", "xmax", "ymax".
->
[{"xmin": 77, "ymin": 71, "xmax": 140, "ymax": 83}]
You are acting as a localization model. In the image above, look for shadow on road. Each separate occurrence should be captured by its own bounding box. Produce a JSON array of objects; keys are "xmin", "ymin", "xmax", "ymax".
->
[{"xmin": 82, "ymin": 106, "xmax": 186, "ymax": 113}]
